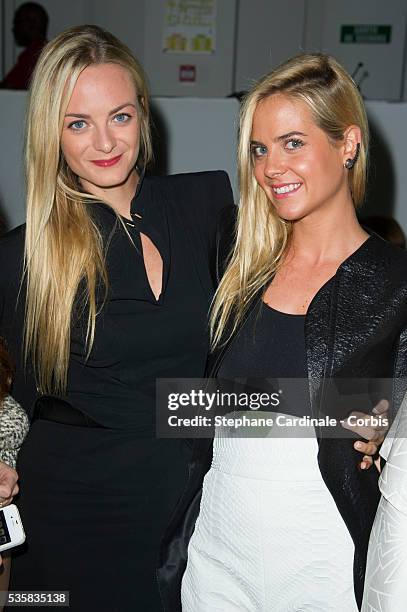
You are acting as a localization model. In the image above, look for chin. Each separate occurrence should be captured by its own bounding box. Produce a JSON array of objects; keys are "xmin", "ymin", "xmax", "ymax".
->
[
  {"xmin": 88, "ymin": 167, "xmax": 135, "ymax": 189},
  {"xmin": 271, "ymin": 201, "xmax": 307, "ymax": 222}
]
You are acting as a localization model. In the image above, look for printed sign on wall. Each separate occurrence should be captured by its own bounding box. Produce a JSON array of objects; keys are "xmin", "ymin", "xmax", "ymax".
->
[
  {"xmin": 341, "ymin": 25, "xmax": 392, "ymax": 44},
  {"xmin": 163, "ymin": 0, "xmax": 217, "ymax": 54}
]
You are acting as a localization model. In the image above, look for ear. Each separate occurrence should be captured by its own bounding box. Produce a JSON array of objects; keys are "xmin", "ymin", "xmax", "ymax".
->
[{"xmin": 342, "ymin": 125, "xmax": 362, "ymax": 164}]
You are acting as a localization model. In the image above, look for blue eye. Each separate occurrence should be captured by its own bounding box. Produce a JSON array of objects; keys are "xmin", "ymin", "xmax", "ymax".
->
[
  {"xmin": 285, "ymin": 138, "xmax": 304, "ymax": 150},
  {"xmin": 68, "ymin": 120, "xmax": 87, "ymax": 130},
  {"xmin": 113, "ymin": 113, "xmax": 131, "ymax": 123},
  {"xmin": 251, "ymin": 144, "xmax": 267, "ymax": 158}
]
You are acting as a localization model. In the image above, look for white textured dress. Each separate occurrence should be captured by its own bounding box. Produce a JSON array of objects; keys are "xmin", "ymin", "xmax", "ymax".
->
[{"xmin": 182, "ymin": 304, "xmax": 359, "ymax": 611}]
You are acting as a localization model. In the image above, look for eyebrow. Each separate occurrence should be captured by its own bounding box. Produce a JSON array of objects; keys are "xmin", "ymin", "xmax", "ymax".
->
[
  {"xmin": 250, "ymin": 131, "xmax": 307, "ymax": 146},
  {"xmin": 65, "ymin": 102, "xmax": 137, "ymax": 119},
  {"xmin": 276, "ymin": 131, "xmax": 307, "ymax": 141}
]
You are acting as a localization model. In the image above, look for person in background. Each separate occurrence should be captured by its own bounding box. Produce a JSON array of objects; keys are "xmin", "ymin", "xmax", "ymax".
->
[
  {"xmin": 0, "ymin": 339, "xmax": 29, "ymax": 611},
  {"xmin": 362, "ymin": 215, "xmax": 406, "ymax": 249},
  {"xmin": 362, "ymin": 388, "xmax": 407, "ymax": 611},
  {"xmin": 0, "ymin": 2, "xmax": 48, "ymax": 90},
  {"xmin": 0, "ymin": 339, "xmax": 29, "ymax": 471}
]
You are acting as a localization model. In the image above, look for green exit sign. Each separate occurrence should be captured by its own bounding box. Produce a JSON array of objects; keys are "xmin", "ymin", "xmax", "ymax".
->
[{"xmin": 341, "ymin": 25, "xmax": 392, "ymax": 44}]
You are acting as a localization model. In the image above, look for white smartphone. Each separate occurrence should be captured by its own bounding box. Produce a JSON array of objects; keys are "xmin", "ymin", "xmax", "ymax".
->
[{"xmin": 0, "ymin": 504, "xmax": 25, "ymax": 552}]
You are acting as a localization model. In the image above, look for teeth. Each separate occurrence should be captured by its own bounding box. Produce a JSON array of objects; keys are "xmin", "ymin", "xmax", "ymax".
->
[{"xmin": 272, "ymin": 183, "xmax": 301, "ymax": 194}]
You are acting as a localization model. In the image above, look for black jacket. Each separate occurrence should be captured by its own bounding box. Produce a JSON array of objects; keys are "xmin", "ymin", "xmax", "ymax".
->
[{"xmin": 157, "ymin": 233, "xmax": 407, "ymax": 611}]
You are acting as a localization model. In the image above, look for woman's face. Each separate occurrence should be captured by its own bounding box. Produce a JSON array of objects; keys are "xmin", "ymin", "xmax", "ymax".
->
[
  {"xmin": 60, "ymin": 63, "xmax": 140, "ymax": 195},
  {"xmin": 251, "ymin": 94, "xmax": 354, "ymax": 222}
]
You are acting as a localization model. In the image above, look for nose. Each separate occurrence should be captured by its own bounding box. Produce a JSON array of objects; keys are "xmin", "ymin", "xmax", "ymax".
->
[
  {"xmin": 93, "ymin": 124, "xmax": 116, "ymax": 155},
  {"xmin": 263, "ymin": 148, "xmax": 286, "ymax": 179}
]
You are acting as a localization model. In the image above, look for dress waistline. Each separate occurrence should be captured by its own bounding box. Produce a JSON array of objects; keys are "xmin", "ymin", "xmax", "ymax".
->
[{"xmin": 32, "ymin": 396, "xmax": 107, "ymax": 428}]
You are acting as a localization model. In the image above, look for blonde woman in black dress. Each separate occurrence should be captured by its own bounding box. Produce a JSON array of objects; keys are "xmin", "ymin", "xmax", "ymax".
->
[{"xmin": 0, "ymin": 25, "xmax": 234, "ymax": 611}]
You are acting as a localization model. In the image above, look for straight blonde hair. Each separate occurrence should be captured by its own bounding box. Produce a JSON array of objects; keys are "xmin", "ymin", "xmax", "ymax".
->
[
  {"xmin": 24, "ymin": 25, "xmax": 152, "ymax": 394},
  {"xmin": 211, "ymin": 53, "xmax": 369, "ymax": 347}
]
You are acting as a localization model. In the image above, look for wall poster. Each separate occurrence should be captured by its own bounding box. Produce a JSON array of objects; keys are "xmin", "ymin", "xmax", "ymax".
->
[{"xmin": 162, "ymin": 0, "xmax": 217, "ymax": 54}]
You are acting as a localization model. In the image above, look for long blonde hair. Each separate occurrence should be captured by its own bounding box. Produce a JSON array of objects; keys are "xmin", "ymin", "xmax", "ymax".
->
[
  {"xmin": 24, "ymin": 25, "xmax": 152, "ymax": 394},
  {"xmin": 211, "ymin": 53, "xmax": 369, "ymax": 347}
]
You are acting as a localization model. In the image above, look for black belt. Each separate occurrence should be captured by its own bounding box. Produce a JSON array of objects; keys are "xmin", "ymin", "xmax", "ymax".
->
[{"xmin": 32, "ymin": 396, "xmax": 106, "ymax": 428}]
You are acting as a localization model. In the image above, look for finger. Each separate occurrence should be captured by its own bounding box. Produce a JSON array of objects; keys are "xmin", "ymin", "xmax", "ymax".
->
[
  {"xmin": 370, "ymin": 432, "xmax": 386, "ymax": 445},
  {"xmin": 0, "ymin": 481, "xmax": 19, "ymax": 500},
  {"xmin": 341, "ymin": 413, "xmax": 388, "ymax": 441},
  {"xmin": 362, "ymin": 429, "xmax": 386, "ymax": 444},
  {"xmin": 354, "ymin": 440, "xmax": 378, "ymax": 456},
  {"xmin": 341, "ymin": 419, "xmax": 374, "ymax": 440},
  {"xmin": 344, "ymin": 410, "xmax": 388, "ymax": 426},
  {"xmin": 372, "ymin": 399, "xmax": 390, "ymax": 415},
  {"xmin": 360, "ymin": 455, "xmax": 374, "ymax": 470},
  {"xmin": 0, "ymin": 483, "xmax": 13, "ymax": 499},
  {"xmin": 374, "ymin": 456, "xmax": 382, "ymax": 474},
  {"xmin": 0, "ymin": 497, "xmax": 12, "ymax": 508}
]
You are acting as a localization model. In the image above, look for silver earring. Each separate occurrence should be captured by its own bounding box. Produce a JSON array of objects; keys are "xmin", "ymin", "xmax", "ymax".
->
[{"xmin": 344, "ymin": 143, "xmax": 360, "ymax": 170}]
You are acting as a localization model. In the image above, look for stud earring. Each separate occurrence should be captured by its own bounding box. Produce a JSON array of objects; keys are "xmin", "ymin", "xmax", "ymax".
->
[{"xmin": 344, "ymin": 143, "xmax": 360, "ymax": 170}]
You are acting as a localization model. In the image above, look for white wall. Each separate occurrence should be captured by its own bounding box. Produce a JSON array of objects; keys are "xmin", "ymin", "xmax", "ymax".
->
[
  {"xmin": 0, "ymin": 90, "xmax": 26, "ymax": 230},
  {"xmin": 152, "ymin": 97, "xmax": 238, "ymax": 194},
  {"xmin": 362, "ymin": 101, "xmax": 407, "ymax": 231},
  {"xmin": 234, "ymin": 0, "xmax": 306, "ymax": 92},
  {"xmin": 83, "ymin": 0, "xmax": 145, "ymax": 61}
]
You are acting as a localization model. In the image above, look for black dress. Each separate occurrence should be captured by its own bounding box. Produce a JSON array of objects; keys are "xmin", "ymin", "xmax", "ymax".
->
[
  {"xmin": 0, "ymin": 171, "xmax": 234, "ymax": 611},
  {"xmin": 218, "ymin": 301, "xmax": 311, "ymax": 418}
]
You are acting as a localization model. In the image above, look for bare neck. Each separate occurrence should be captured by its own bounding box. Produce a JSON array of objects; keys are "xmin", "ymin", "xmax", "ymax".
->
[
  {"xmin": 289, "ymin": 199, "xmax": 368, "ymax": 266},
  {"xmin": 81, "ymin": 169, "xmax": 139, "ymax": 220}
]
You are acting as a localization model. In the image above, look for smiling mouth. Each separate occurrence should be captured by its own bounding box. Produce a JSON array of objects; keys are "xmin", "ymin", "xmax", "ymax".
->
[
  {"xmin": 272, "ymin": 182, "xmax": 302, "ymax": 195},
  {"xmin": 91, "ymin": 154, "xmax": 123, "ymax": 167}
]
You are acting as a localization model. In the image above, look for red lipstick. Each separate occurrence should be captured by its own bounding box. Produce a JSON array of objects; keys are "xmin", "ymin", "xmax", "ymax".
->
[{"xmin": 91, "ymin": 154, "xmax": 122, "ymax": 167}]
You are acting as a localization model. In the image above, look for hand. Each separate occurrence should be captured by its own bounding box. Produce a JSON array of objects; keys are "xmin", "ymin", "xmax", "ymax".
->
[
  {"xmin": 340, "ymin": 399, "xmax": 389, "ymax": 472},
  {"xmin": 0, "ymin": 461, "xmax": 18, "ymax": 506},
  {"xmin": 0, "ymin": 461, "xmax": 18, "ymax": 568}
]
